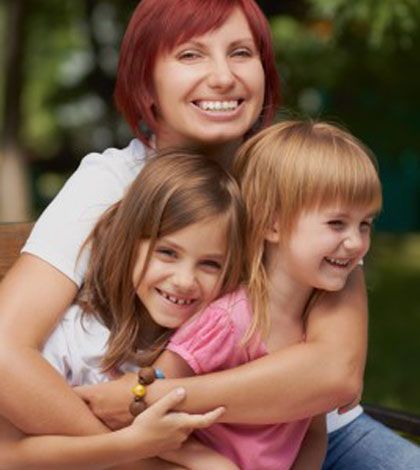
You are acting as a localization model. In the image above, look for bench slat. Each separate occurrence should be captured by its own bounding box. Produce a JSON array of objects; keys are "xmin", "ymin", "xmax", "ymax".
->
[
  {"xmin": 0, "ymin": 222, "xmax": 33, "ymax": 280},
  {"xmin": 364, "ymin": 404, "xmax": 420, "ymax": 437}
]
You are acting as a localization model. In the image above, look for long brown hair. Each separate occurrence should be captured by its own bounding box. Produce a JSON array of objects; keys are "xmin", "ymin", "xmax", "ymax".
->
[
  {"xmin": 79, "ymin": 150, "xmax": 246, "ymax": 371},
  {"xmin": 234, "ymin": 120, "xmax": 382, "ymax": 342}
]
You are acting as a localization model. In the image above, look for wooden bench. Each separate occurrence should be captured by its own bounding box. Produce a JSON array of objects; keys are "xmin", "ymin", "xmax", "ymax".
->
[{"xmin": 1, "ymin": 222, "xmax": 420, "ymax": 439}]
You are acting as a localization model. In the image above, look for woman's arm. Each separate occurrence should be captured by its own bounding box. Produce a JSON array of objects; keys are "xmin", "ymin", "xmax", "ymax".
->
[
  {"xmin": 76, "ymin": 268, "xmax": 366, "ymax": 426},
  {"xmin": 0, "ymin": 387, "xmax": 224, "ymax": 469},
  {"xmin": 0, "ymin": 254, "xmax": 108, "ymax": 435},
  {"xmin": 148, "ymin": 268, "xmax": 367, "ymax": 423}
]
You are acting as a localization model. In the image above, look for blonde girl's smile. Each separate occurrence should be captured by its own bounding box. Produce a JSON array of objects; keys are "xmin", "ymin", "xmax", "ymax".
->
[
  {"xmin": 133, "ymin": 215, "xmax": 229, "ymax": 329},
  {"xmin": 272, "ymin": 205, "xmax": 375, "ymax": 294}
]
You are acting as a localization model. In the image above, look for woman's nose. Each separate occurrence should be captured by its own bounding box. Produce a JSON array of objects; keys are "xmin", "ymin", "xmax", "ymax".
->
[{"xmin": 207, "ymin": 57, "xmax": 235, "ymax": 90}]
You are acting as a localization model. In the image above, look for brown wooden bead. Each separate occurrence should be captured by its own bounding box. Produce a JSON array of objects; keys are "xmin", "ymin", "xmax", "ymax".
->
[
  {"xmin": 138, "ymin": 367, "xmax": 156, "ymax": 385},
  {"xmin": 129, "ymin": 399, "xmax": 147, "ymax": 417}
]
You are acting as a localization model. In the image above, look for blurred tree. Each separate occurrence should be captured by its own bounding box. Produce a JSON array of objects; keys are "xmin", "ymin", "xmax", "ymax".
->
[
  {"xmin": 0, "ymin": 0, "xmax": 419, "ymax": 226},
  {"xmin": 0, "ymin": 0, "xmax": 30, "ymax": 221}
]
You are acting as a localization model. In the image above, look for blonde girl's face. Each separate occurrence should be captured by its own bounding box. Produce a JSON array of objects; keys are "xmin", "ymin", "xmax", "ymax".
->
[
  {"xmin": 132, "ymin": 215, "xmax": 229, "ymax": 329},
  {"xmin": 152, "ymin": 7, "xmax": 265, "ymax": 150},
  {"xmin": 276, "ymin": 204, "xmax": 375, "ymax": 292}
]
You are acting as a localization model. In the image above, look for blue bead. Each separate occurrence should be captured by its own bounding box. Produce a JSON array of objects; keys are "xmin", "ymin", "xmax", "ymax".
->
[{"xmin": 155, "ymin": 368, "xmax": 165, "ymax": 379}]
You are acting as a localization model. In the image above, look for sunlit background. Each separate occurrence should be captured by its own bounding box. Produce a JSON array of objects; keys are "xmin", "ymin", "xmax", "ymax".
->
[{"xmin": 1, "ymin": 0, "xmax": 419, "ymax": 417}]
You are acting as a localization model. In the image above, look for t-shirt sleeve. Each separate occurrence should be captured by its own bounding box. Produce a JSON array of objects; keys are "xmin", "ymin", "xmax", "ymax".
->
[
  {"xmin": 22, "ymin": 150, "xmax": 139, "ymax": 286},
  {"xmin": 167, "ymin": 306, "xmax": 242, "ymax": 375}
]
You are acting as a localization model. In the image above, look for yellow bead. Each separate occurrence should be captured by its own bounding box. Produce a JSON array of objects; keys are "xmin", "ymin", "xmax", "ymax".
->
[{"xmin": 131, "ymin": 384, "xmax": 146, "ymax": 398}]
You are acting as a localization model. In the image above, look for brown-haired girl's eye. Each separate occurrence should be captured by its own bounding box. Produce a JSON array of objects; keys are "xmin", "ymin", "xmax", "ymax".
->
[
  {"xmin": 202, "ymin": 260, "xmax": 222, "ymax": 270},
  {"xmin": 156, "ymin": 247, "xmax": 176, "ymax": 258}
]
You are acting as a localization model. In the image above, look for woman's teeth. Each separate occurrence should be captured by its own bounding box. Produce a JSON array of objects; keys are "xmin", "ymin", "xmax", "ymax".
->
[
  {"xmin": 158, "ymin": 289, "xmax": 194, "ymax": 305},
  {"xmin": 325, "ymin": 257, "xmax": 350, "ymax": 267},
  {"xmin": 196, "ymin": 100, "xmax": 239, "ymax": 112}
]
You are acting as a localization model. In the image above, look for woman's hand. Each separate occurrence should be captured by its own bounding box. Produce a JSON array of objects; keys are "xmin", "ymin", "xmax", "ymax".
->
[{"xmin": 74, "ymin": 372, "xmax": 137, "ymax": 430}]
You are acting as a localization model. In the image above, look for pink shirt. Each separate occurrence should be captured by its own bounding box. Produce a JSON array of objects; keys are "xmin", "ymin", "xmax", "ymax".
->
[{"xmin": 167, "ymin": 288, "xmax": 310, "ymax": 470}]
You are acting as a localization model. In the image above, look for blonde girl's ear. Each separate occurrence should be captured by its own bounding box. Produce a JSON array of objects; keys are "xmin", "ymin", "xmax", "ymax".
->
[{"xmin": 264, "ymin": 219, "xmax": 281, "ymax": 243}]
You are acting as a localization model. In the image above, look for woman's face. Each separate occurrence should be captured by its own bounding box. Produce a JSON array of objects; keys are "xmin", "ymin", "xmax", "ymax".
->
[{"xmin": 153, "ymin": 8, "xmax": 265, "ymax": 150}]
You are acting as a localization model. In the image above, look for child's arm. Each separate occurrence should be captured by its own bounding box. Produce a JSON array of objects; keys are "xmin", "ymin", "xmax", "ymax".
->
[
  {"xmin": 291, "ymin": 415, "xmax": 327, "ymax": 470},
  {"xmin": 152, "ymin": 351, "xmax": 239, "ymax": 470},
  {"xmin": 0, "ymin": 388, "xmax": 225, "ymax": 469},
  {"xmin": 76, "ymin": 268, "xmax": 366, "ymax": 426},
  {"xmin": 161, "ymin": 437, "xmax": 239, "ymax": 470}
]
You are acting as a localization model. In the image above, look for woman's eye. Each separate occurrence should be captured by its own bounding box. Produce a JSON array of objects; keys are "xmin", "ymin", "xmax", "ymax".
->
[
  {"xmin": 231, "ymin": 48, "xmax": 253, "ymax": 58},
  {"xmin": 178, "ymin": 50, "xmax": 200, "ymax": 61}
]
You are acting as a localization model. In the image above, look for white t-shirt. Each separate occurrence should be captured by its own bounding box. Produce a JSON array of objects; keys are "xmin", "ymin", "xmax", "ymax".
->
[
  {"xmin": 42, "ymin": 305, "xmax": 137, "ymax": 386},
  {"xmin": 25, "ymin": 139, "xmax": 362, "ymax": 433},
  {"xmin": 23, "ymin": 139, "xmax": 146, "ymax": 286}
]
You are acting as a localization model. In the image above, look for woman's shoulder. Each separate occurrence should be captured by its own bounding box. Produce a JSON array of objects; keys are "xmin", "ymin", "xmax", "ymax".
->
[
  {"xmin": 23, "ymin": 139, "xmax": 148, "ymax": 286},
  {"xmin": 78, "ymin": 139, "xmax": 147, "ymax": 183}
]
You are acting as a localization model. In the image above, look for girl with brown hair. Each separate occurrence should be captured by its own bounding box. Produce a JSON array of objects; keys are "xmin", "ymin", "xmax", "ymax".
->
[{"xmin": 0, "ymin": 151, "xmax": 245, "ymax": 468}]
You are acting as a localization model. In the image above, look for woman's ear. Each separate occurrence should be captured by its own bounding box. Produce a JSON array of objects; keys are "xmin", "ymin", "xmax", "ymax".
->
[{"xmin": 265, "ymin": 219, "xmax": 281, "ymax": 243}]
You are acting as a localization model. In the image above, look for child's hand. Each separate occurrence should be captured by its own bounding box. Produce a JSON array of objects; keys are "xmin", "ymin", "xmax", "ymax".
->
[{"xmin": 121, "ymin": 387, "xmax": 225, "ymax": 460}]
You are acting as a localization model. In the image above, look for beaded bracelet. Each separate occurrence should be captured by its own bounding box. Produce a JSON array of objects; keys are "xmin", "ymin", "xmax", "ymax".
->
[{"xmin": 129, "ymin": 366, "xmax": 165, "ymax": 417}]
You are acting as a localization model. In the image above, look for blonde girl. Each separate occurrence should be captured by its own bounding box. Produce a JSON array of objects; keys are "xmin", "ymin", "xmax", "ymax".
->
[
  {"xmin": 0, "ymin": 152, "xmax": 245, "ymax": 469},
  {"xmin": 153, "ymin": 120, "xmax": 382, "ymax": 469}
]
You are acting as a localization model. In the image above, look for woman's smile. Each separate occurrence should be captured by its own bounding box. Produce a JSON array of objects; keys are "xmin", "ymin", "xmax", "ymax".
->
[{"xmin": 153, "ymin": 8, "xmax": 265, "ymax": 150}]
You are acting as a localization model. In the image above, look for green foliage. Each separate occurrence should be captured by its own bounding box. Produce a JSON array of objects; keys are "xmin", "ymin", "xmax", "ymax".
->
[
  {"xmin": 309, "ymin": 0, "xmax": 419, "ymax": 49},
  {"xmin": 365, "ymin": 235, "xmax": 420, "ymax": 413}
]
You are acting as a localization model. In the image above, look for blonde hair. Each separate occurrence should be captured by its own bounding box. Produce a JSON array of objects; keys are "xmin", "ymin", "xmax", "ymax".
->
[
  {"xmin": 234, "ymin": 120, "xmax": 382, "ymax": 341},
  {"xmin": 79, "ymin": 151, "xmax": 246, "ymax": 371}
]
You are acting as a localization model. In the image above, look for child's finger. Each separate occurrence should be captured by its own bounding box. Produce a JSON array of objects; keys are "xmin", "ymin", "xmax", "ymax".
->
[
  {"xmin": 147, "ymin": 387, "xmax": 186, "ymax": 416},
  {"xmin": 185, "ymin": 406, "xmax": 226, "ymax": 429}
]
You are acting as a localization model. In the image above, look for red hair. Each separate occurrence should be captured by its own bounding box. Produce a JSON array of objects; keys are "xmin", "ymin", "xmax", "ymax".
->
[{"xmin": 114, "ymin": 0, "xmax": 280, "ymax": 145}]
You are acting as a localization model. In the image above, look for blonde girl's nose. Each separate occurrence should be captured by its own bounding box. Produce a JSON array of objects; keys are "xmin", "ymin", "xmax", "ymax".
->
[{"xmin": 343, "ymin": 229, "xmax": 364, "ymax": 252}]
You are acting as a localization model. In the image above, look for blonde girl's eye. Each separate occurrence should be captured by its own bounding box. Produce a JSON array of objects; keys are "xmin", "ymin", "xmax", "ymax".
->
[
  {"xmin": 360, "ymin": 220, "xmax": 373, "ymax": 233},
  {"xmin": 327, "ymin": 219, "xmax": 345, "ymax": 230}
]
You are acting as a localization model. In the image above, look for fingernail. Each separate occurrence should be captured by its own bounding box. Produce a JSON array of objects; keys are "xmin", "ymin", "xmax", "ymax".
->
[{"xmin": 176, "ymin": 387, "xmax": 186, "ymax": 397}]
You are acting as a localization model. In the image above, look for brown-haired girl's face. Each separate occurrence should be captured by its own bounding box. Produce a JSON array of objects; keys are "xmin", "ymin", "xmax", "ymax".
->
[
  {"xmin": 132, "ymin": 215, "xmax": 229, "ymax": 329},
  {"xmin": 152, "ymin": 8, "xmax": 265, "ymax": 150}
]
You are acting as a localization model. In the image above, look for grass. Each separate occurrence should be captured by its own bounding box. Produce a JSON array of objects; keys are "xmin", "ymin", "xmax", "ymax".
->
[{"xmin": 364, "ymin": 234, "xmax": 420, "ymax": 415}]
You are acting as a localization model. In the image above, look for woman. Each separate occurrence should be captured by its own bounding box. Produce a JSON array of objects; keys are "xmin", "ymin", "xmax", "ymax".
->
[{"xmin": 0, "ymin": 0, "xmax": 417, "ymax": 468}]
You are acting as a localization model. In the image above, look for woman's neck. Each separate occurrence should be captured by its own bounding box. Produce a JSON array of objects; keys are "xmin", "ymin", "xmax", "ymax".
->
[{"xmin": 155, "ymin": 135, "xmax": 242, "ymax": 171}]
